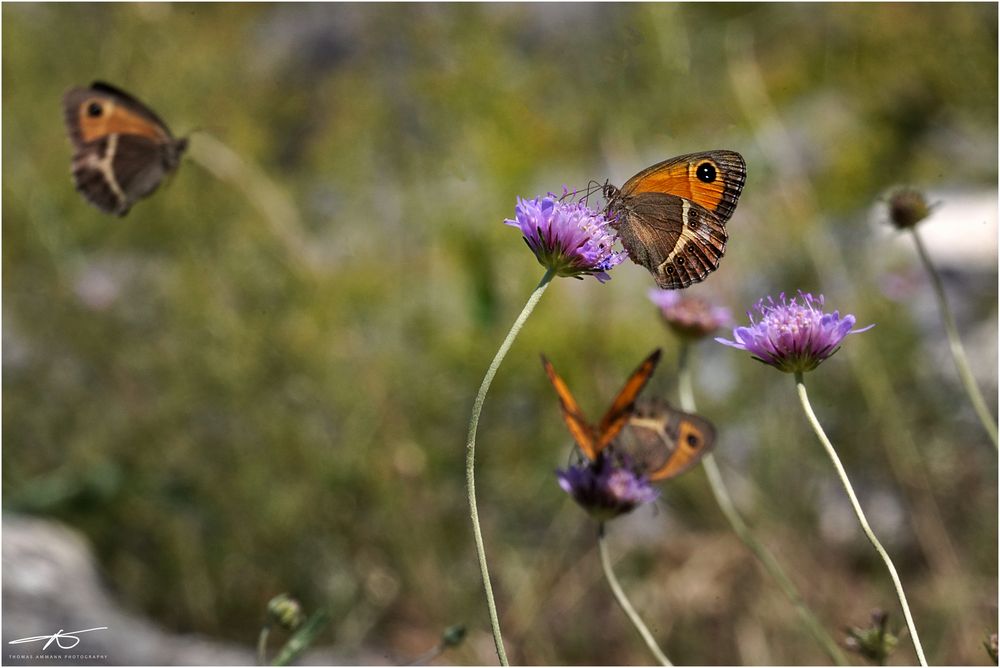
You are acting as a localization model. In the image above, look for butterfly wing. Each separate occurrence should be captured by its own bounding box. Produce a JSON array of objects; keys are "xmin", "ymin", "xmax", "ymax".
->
[
  {"xmin": 614, "ymin": 192, "xmax": 728, "ymax": 289},
  {"xmin": 112, "ymin": 136, "xmax": 177, "ymax": 208},
  {"xmin": 614, "ymin": 398, "xmax": 716, "ymax": 481},
  {"xmin": 541, "ymin": 355, "xmax": 599, "ymax": 460},
  {"xmin": 68, "ymin": 134, "xmax": 175, "ymax": 216},
  {"xmin": 88, "ymin": 81, "xmax": 178, "ymax": 133},
  {"xmin": 618, "ymin": 150, "xmax": 746, "ymax": 223},
  {"xmin": 594, "ymin": 349, "xmax": 662, "ymax": 451},
  {"xmin": 63, "ymin": 84, "xmax": 175, "ymax": 147},
  {"xmin": 63, "ymin": 83, "xmax": 186, "ymax": 216},
  {"xmin": 68, "ymin": 141, "xmax": 131, "ymax": 216}
]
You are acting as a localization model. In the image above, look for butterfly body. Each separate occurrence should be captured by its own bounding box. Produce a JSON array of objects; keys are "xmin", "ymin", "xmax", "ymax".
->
[
  {"xmin": 63, "ymin": 82, "xmax": 187, "ymax": 216},
  {"xmin": 605, "ymin": 150, "xmax": 746, "ymax": 289},
  {"xmin": 542, "ymin": 350, "xmax": 715, "ymax": 482}
]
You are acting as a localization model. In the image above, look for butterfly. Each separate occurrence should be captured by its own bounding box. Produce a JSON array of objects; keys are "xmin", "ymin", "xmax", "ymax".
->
[
  {"xmin": 541, "ymin": 349, "xmax": 715, "ymax": 481},
  {"xmin": 63, "ymin": 81, "xmax": 188, "ymax": 216},
  {"xmin": 604, "ymin": 150, "xmax": 746, "ymax": 290}
]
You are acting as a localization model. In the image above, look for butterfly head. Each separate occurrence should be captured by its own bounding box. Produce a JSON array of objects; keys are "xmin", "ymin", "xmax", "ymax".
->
[{"xmin": 164, "ymin": 136, "xmax": 189, "ymax": 169}]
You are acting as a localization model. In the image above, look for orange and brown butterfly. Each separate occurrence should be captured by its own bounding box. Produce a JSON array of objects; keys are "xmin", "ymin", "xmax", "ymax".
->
[
  {"xmin": 604, "ymin": 150, "xmax": 746, "ymax": 290},
  {"xmin": 63, "ymin": 81, "xmax": 188, "ymax": 216},
  {"xmin": 541, "ymin": 349, "xmax": 715, "ymax": 481}
]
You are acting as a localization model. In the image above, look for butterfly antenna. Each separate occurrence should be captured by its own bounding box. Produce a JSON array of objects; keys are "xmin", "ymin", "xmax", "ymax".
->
[
  {"xmin": 560, "ymin": 181, "xmax": 606, "ymax": 205},
  {"xmin": 579, "ymin": 180, "xmax": 603, "ymax": 206},
  {"xmin": 558, "ymin": 186, "xmax": 584, "ymax": 203}
]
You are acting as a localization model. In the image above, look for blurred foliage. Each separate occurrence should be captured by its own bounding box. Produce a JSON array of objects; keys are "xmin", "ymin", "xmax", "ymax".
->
[{"xmin": 2, "ymin": 3, "xmax": 997, "ymax": 665}]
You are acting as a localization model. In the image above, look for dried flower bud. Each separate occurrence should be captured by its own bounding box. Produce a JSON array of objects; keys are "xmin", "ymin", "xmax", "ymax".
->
[
  {"xmin": 887, "ymin": 188, "xmax": 932, "ymax": 229},
  {"xmin": 441, "ymin": 624, "xmax": 467, "ymax": 648}
]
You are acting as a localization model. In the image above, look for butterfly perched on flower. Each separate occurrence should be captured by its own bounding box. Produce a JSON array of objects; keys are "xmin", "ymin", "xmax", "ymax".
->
[
  {"xmin": 542, "ymin": 349, "xmax": 715, "ymax": 482},
  {"xmin": 604, "ymin": 150, "xmax": 746, "ymax": 289}
]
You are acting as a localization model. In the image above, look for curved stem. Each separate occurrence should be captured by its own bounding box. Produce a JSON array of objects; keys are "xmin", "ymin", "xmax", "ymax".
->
[
  {"xmin": 678, "ymin": 344, "xmax": 848, "ymax": 665},
  {"xmin": 727, "ymin": 30, "xmax": 970, "ymax": 619},
  {"xmin": 795, "ymin": 372, "xmax": 927, "ymax": 666},
  {"xmin": 910, "ymin": 227, "xmax": 998, "ymax": 449},
  {"xmin": 676, "ymin": 343, "xmax": 698, "ymax": 412},
  {"xmin": 256, "ymin": 625, "xmax": 270, "ymax": 666},
  {"xmin": 466, "ymin": 268, "xmax": 555, "ymax": 665},
  {"xmin": 597, "ymin": 523, "xmax": 672, "ymax": 666},
  {"xmin": 187, "ymin": 133, "xmax": 320, "ymax": 271}
]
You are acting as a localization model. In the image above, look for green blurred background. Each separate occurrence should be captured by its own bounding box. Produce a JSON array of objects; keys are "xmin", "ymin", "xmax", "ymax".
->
[{"xmin": 3, "ymin": 3, "xmax": 997, "ymax": 665}]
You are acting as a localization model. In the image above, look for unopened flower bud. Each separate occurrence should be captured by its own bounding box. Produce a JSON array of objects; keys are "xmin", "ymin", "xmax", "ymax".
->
[{"xmin": 266, "ymin": 594, "xmax": 305, "ymax": 631}]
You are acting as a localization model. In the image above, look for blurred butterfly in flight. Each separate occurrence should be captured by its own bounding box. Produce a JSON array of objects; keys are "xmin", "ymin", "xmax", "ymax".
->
[{"xmin": 63, "ymin": 81, "xmax": 188, "ymax": 216}]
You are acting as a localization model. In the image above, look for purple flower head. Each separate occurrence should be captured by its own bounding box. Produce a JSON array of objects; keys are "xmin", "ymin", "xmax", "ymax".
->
[
  {"xmin": 505, "ymin": 190, "xmax": 626, "ymax": 282},
  {"xmin": 648, "ymin": 288, "xmax": 731, "ymax": 340},
  {"xmin": 716, "ymin": 291, "xmax": 874, "ymax": 374},
  {"xmin": 556, "ymin": 452, "xmax": 659, "ymax": 520}
]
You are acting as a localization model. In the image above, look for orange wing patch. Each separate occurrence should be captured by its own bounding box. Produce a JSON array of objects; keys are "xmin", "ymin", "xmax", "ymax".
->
[
  {"xmin": 595, "ymin": 349, "xmax": 662, "ymax": 452},
  {"xmin": 543, "ymin": 351, "xmax": 664, "ymax": 462},
  {"xmin": 622, "ymin": 159, "xmax": 726, "ymax": 213},
  {"xmin": 647, "ymin": 419, "xmax": 711, "ymax": 481},
  {"xmin": 76, "ymin": 97, "xmax": 170, "ymax": 144},
  {"xmin": 542, "ymin": 355, "xmax": 599, "ymax": 460}
]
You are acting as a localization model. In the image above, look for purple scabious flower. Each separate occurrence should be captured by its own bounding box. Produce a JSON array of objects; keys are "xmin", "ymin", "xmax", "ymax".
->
[
  {"xmin": 716, "ymin": 291, "xmax": 874, "ymax": 374},
  {"xmin": 505, "ymin": 192, "xmax": 626, "ymax": 283},
  {"xmin": 648, "ymin": 288, "xmax": 731, "ymax": 340},
  {"xmin": 557, "ymin": 452, "xmax": 659, "ymax": 520}
]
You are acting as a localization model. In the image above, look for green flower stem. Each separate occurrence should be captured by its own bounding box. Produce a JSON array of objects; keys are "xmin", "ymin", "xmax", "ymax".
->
[
  {"xmin": 597, "ymin": 523, "xmax": 672, "ymax": 666},
  {"xmin": 677, "ymin": 344, "xmax": 848, "ymax": 665},
  {"xmin": 909, "ymin": 227, "xmax": 998, "ymax": 449},
  {"xmin": 257, "ymin": 625, "xmax": 270, "ymax": 666},
  {"xmin": 794, "ymin": 372, "xmax": 927, "ymax": 666},
  {"xmin": 466, "ymin": 267, "xmax": 555, "ymax": 666},
  {"xmin": 271, "ymin": 609, "xmax": 331, "ymax": 666}
]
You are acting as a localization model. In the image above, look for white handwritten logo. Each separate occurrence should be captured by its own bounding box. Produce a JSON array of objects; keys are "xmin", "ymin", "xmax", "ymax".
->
[{"xmin": 8, "ymin": 627, "xmax": 109, "ymax": 651}]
